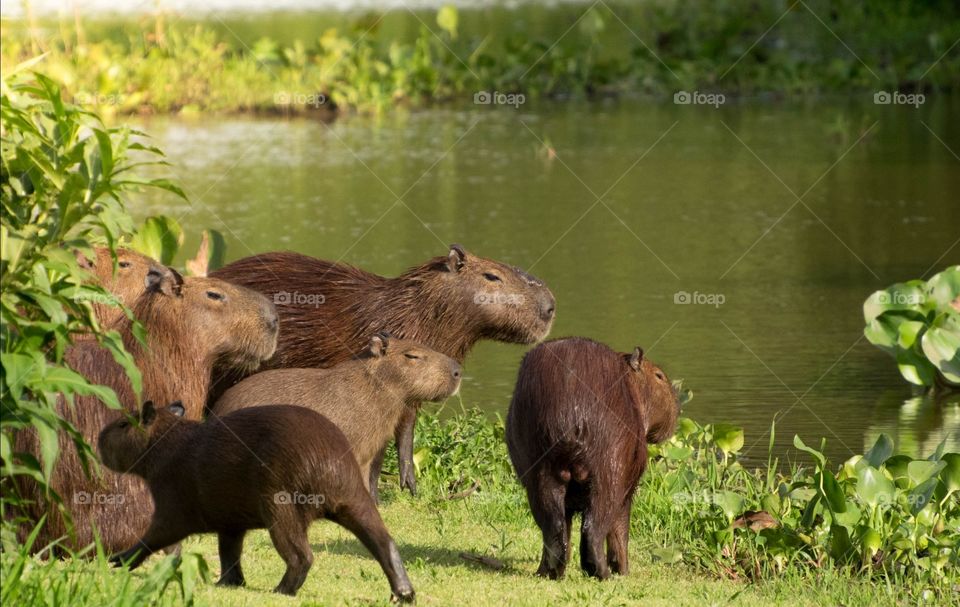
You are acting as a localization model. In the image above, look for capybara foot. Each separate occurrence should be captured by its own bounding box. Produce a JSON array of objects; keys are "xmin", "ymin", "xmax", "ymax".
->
[
  {"xmin": 535, "ymin": 563, "xmax": 564, "ymax": 580},
  {"xmin": 399, "ymin": 467, "xmax": 417, "ymax": 496},
  {"xmin": 392, "ymin": 588, "xmax": 416, "ymax": 603},
  {"xmin": 216, "ymin": 571, "xmax": 245, "ymax": 587}
]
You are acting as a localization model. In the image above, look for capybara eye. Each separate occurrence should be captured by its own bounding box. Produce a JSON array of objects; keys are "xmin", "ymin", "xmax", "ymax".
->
[
  {"xmin": 404, "ymin": 353, "xmax": 421, "ymax": 360},
  {"xmin": 117, "ymin": 420, "xmax": 129, "ymax": 429},
  {"xmin": 118, "ymin": 261, "xmax": 132, "ymax": 269},
  {"xmin": 206, "ymin": 290, "xmax": 225, "ymax": 301},
  {"xmin": 483, "ymin": 272, "xmax": 502, "ymax": 282}
]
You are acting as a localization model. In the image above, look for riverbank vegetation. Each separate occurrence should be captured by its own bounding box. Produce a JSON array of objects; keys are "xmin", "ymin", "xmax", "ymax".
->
[{"xmin": 2, "ymin": 1, "xmax": 959, "ymax": 115}]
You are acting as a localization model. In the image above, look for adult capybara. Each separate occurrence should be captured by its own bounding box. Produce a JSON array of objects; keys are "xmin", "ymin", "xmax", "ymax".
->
[
  {"xmin": 99, "ymin": 401, "xmax": 415, "ymax": 601},
  {"xmin": 213, "ymin": 333, "xmax": 461, "ymax": 495},
  {"xmin": 505, "ymin": 337, "xmax": 680, "ymax": 580},
  {"xmin": 77, "ymin": 247, "xmax": 173, "ymax": 326},
  {"xmin": 13, "ymin": 269, "xmax": 279, "ymax": 554},
  {"xmin": 211, "ymin": 244, "xmax": 555, "ymax": 495}
]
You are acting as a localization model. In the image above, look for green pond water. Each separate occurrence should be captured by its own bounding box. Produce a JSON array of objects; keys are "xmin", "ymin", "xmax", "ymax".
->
[{"xmin": 131, "ymin": 95, "xmax": 960, "ymax": 465}]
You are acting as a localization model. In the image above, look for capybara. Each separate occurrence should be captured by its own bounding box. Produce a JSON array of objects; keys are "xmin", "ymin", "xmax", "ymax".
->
[
  {"xmin": 211, "ymin": 244, "xmax": 555, "ymax": 495},
  {"xmin": 213, "ymin": 333, "xmax": 462, "ymax": 491},
  {"xmin": 99, "ymin": 400, "xmax": 415, "ymax": 601},
  {"xmin": 505, "ymin": 337, "xmax": 680, "ymax": 580},
  {"xmin": 13, "ymin": 269, "xmax": 279, "ymax": 554},
  {"xmin": 77, "ymin": 246, "xmax": 173, "ymax": 327}
]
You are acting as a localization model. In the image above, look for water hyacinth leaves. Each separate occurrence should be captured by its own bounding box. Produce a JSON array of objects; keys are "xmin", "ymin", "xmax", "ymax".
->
[{"xmin": 864, "ymin": 266, "xmax": 960, "ymax": 388}]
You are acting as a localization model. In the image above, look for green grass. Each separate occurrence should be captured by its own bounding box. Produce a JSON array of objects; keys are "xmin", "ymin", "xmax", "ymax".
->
[{"xmin": 5, "ymin": 409, "xmax": 955, "ymax": 606}]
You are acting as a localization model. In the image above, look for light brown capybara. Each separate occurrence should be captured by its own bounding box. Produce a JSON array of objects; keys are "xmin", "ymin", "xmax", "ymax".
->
[
  {"xmin": 76, "ymin": 246, "xmax": 173, "ymax": 327},
  {"xmin": 213, "ymin": 333, "xmax": 461, "ymax": 492},
  {"xmin": 12, "ymin": 269, "xmax": 279, "ymax": 554},
  {"xmin": 505, "ymin": 337, "xmax": 680, "ymax": 580},
  {"xmin": 99, "ymin": 400, "xmax": 415, "ymax": 602},
  {"xmin": 211, "ymin": 244, "xmax": 555, "ymax": 495}
]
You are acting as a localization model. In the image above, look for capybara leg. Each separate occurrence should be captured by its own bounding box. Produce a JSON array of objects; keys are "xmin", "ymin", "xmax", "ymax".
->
[
  {"xmin": 368, "ymin": 445, "xmax": 387, "ymax": 503},
  {"xmin": 330, "ymin": 501, "xmax": 416, "ymax": 603},
  {"xmin": 162, "ymin": 543, "xmax": 182, "ymax": 557},
  {"xmin": 268, "ymin": 518, "xmax": 313, "ymax": 596},
  {"xmin": 580, "ymin": 507, "xmax": 611, "ymax": 580},
  {"xmin": 394, "ymin": 408, "xmax": 418, "ymax": 495},
  {"xmin": 530, "ymin": 471, "xmax": 568, "ymax": 579},
  {"xmin": 217, "ymin": 530, "xmax": 246, "ymax": 587},
  {"xmin": 606, "ymin": 505, "xmax": 631, "ymax": 576},
  {"xmin": 110, "ymin": 525, "xmax": 183, "ymax": 570}
]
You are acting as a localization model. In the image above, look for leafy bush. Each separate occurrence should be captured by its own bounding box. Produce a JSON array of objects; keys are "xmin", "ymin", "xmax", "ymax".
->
[{"xmin": 864, "ymin": 266, "xmax": 960, "ymax": 389}]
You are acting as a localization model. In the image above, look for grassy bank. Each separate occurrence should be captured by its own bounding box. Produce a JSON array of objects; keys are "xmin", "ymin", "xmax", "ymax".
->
[
  {"xmin": 3, "ymin": 1, "xmax": 959, "ymax": 115},
  {"xmin": 5, "ymin": 409, "xmax": 957, "ymax": 606}
]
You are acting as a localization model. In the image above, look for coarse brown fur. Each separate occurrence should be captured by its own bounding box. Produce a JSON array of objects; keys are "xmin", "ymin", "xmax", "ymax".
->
[
  {"xmin": 99, "ymin": 401, "xmax": 415, "ymax": 601},
  {"xmin": 505, "ymin": 337, "xmax": 680, "ymax": 580},
  {"xmin": 13, "ymin": 271, "xmax": 279, "ymax": 554},
  {"xmin": 213, "ymin": 334, "xmax": 461, "ymax": 493},
  {"xmin": 211, "ymin": 244, "xmax": 555, "ymax": 495},
  {"xmin": 76, "ymin": 247, "xmax": 173, "ymax": 327}
]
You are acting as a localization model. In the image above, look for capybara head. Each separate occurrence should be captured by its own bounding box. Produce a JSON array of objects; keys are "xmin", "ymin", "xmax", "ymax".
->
[
  {"xmin": 98, "ymin": 400, "xmax": 185, "ymax": 474},
  {"xmin": 137, "ymin": 269, "xmax": 279, "ymax": 373},
  {"xmin": 362, "ymin": 333, "xmax": 462, "ymax": 402},
  {"xmin": 77, "ymin": 247, "xmax": 173, "ymax": 321},
  {"xmin": 420, "ymin": 244, "xmax": 555, "ymax": 345},
  {"xmin": 624, "ymin": 347, "xmax": 680, "ymax": 444}
]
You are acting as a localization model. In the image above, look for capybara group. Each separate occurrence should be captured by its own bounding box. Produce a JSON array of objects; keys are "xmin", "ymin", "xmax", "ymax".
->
[
  {"xmin": 212, "ymin": 244, "xmax": 555, "ymax": 494},
  {"xmin": 14, "ymin": 269, "xmax": 279, "ymax": 553},
  {"xmin": 212, "ymin": 333, "xmax": 462, "ymax": 497},
  {"xmin": 98, "ymin": 401, "xmax": 415, "ymax": 602},
  {"xmin": 505, "ymin": 337, "xmax": 680, "ymax": 580}
]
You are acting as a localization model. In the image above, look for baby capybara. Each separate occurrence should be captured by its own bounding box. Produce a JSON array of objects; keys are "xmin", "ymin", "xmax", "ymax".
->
[
  {"xmin": 212, "ymin": 333, "xmax": 462, "ymax": 495},
  {"xmin": 212, "ymin": 244, "xmax": 555, "ymax": 495},
  {"xmin": 505, "ymin": 337, "xmax": 680, "ymax": 580},
  {"xmin": 99, "ymin": 401, "xmax": 415, "ymax": 602}
]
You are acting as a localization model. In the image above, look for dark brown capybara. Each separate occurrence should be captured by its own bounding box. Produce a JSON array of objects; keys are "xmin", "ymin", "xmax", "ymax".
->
[
  {"xmin": 211, "ymin": 244, "xmax": 555, "ymax": 496},
  {"xmin": 505, "ymin": 337, "xmax": 680, "ymax": 580},
  {"xmin": 76, "ymin": 246, "xmax": 173, "ymax": 327},
  {"xmin": 212, "ymin": 333, "xmax": 461, "ymax": 492},
  {"xmin": 13, "ymin": 269, "xmax": 279, "ymax": 554},
  {"xmin": 99, "ymin": 400, "xmax": 415, "ymax": 602}
]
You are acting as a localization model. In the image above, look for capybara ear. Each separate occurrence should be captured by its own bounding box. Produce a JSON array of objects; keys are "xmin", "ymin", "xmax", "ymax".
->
[
  {"xmin": 446, "ymin": 244, "xmax": 467, "ymax": 273},
  {"xmin": 628, "ymin": 347, "xmax": 644, "ymax": 371},
  {"xmin": 74, "ymin": 248, "xmax": 95, "ymax": 270},
  {"xmin": 168, "ymin": 401, "xmax": 185, "ymax": 417},
  {"xmin": 368, "ymin": 334, "xmax": 387, "ymax": 357},
  {"xmin": 141, "ymin": 400, "xmax": 158, "ymax": 425},
  {"xmin": 146, "ymin": 266, "xmax": 184, "ymax": 297}
]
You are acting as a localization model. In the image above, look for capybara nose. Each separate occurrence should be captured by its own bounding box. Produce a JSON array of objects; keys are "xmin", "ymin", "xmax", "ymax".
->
[{"xmin": 539, "ymin": 296, "xmax": 556, "ymax": 321}]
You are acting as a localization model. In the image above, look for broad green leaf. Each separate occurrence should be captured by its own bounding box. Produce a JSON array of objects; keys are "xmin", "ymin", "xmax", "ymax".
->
[
  {"xmin": 925, "ymin": 266, "xmax": 960, "ymax": 310},
  {"xmin": 818, "ymin": 469, "xmax": 847, "ymax": 514},
  {"xmin": 714, "ymin": 491, "xmax": 744, "ymax": 522},
  {"xmin": 856, "ymin": 466, "xmax": 895, "ymax": 508},
  {"xmin": 864, "ymin": 434, "xmax": 894, "ymax": 468},
  {"xmin": 896, "ymin": 347, "xmax": 937, "ymax": 386},
  {"xmin": 794, "ymin": 435, "xmax": 826, "ymax": 468},
  {"xmin": 712, "ymin": 423, "xmax": 744, "ymax": 455},
  {"xmin": 921, "ymin": 313, "xmax": 960, "ymax": 385},
  {"xmin": 906, "ymin": 460, "xmax": 946, "ymax": 488},
  {"xmin": 940, "ymin": 453, "xmax": 960, "ymax": 494},
  {"xmin": 130, "ymin": 215, "xmax": 184, "ymax": 265}
]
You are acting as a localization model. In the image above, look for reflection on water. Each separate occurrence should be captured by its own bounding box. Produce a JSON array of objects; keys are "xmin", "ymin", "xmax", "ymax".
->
[{"xmin": 131, "ymin": 96, "xmax": 960, "ymax": 464}]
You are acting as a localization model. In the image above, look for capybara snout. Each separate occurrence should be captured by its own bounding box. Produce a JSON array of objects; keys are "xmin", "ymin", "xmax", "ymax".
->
[{"xmin": 506, "ymin": 337, "xmax": 679, "ymax": 581}]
